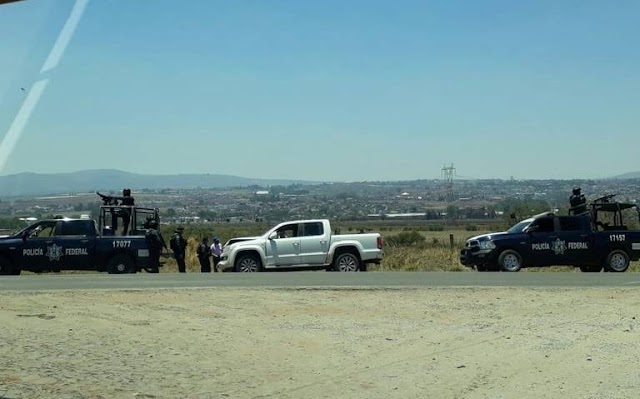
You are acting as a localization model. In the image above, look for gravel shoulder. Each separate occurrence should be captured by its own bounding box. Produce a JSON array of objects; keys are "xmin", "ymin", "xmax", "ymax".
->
[{"xmin": 1, "ymin": 287, "xmax": 640, "ymax": 399}]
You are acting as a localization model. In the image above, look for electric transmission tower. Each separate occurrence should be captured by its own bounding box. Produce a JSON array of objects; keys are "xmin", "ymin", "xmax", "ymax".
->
[{"xmin": 441, "ymin": 163, "xmax": 456, "ymax": 202}]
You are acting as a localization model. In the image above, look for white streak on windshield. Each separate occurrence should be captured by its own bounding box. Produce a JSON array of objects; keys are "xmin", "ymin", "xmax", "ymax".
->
[
  {"xmin": 0, "ymin": 0, "xmax": 89, "ymax": 173},
  {"xmin": 40, "ymin": 0, "xmax": 90, "ymax": 74},
  {"xmin": 0, "ymin": 79, "xmax": 49, "ymax": 172}
]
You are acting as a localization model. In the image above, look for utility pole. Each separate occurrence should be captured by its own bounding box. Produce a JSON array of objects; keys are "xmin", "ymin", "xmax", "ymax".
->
[{"xmin": 441, "ymin": 163, "xmax": 456, "ymax": 202}]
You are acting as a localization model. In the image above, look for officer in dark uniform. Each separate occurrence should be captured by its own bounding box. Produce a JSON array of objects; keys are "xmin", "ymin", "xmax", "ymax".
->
[
  {"xmin": 119, "ymin": 188, "xmax": 135, "ymax": 235},
  {"xmin": 145, "ymin": 219, "xmax": 166, "ymax": 273},
  {"xmin": 197, "ymin": 237, "xmax": 211, "ymax": 273},
  {"xmin": 170, "ymin": 226, "xmax": 188, "ymax": 273},
  {"xmin": 569, "ymin": 187, "xmax": 587, "ymax": 215}
]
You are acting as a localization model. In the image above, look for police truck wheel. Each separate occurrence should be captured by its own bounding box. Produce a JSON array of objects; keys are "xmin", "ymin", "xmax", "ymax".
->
[
  {"xmin": 107, "ymin": 254, "xmax": 136, "ymax": 274},
  {"xmin": 604, "ymin": 250, "xmax": 630, "ymax": 273},
  {"xmin": 498, "ymin": 250, "xmax": 522, "ymax": 272},
  {"xmin": 334, "ymin": 252, "xmax": 360, "ymax": 272},
  {"xmin": 235, "ymin": 254, "xmax": 261, "ymax": 272},
  {"xmin": 0, "ymin": 256, "xmax": 15, "ymax": 275}
]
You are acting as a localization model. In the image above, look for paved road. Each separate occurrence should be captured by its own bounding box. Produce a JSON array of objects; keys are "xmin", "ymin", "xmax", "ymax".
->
[{"xmin": 1, "ymin": 271, "xmax": 640, "ymax": 291}]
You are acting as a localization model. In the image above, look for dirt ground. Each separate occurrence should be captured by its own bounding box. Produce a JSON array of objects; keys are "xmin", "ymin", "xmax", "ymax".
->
[{"xmin": 1, "ymin": 287, "xmax": 639, "ymax": 399}]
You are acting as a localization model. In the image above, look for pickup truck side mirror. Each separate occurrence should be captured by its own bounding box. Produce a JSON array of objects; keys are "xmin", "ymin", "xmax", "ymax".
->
[
  {"xmin": 268, "ymin": 232, "xmax": 278, "ymax": 240},
  {"xmin": 525, "ymin": 225, "xmax": 539, "ymax": 233}
]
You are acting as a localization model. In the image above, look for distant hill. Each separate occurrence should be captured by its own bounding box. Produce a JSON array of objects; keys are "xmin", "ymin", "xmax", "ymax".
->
[
  {"xmin": 0, "ymin": 169, "xmax": 315, "ymax": 197},
  {"xmin": 610, "ymin": 171, "xmax": 640, "ymax": 179}
]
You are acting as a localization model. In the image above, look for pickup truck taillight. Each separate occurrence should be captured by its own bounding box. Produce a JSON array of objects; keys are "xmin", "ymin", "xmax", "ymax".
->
[{"xmin": 377, "ymin": 236, "xmax": 384, "ymax": 249}]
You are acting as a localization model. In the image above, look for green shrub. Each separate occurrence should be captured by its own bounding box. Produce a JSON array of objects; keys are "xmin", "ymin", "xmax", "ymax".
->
[{"xmin": 385, "ymin": 231, "xmax": 426, "ymax": 247}]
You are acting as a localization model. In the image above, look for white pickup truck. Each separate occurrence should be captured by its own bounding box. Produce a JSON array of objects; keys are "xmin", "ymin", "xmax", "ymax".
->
[{"xmin": 218, "ymin": 219, "xmax": 383, "ymax": 272}]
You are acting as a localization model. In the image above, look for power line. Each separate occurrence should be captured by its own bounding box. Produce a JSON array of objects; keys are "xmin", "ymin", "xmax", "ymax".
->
[{"xmin": 441, "ymin": 163, "xmax": 456, "ymax": 202}]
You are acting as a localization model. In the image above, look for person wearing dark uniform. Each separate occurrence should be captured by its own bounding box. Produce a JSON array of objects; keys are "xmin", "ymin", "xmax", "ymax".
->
[
  {"xmin": 170, "ymin": 226, "xmax": 187, "ymax": 273},
  {"xmin": 197, "ymin": 237, "xmax": 211, "ymax": 273},
  {"xmin": 119, "ymin": 188, "xmax": 135, "ymax": 235},
  {"xmin": 145, "ymin": 219, "xmax": 166, "ymax": 273},
  {"xmin": 569, "ymin": 187, "xmax": 587, "ymax": 215}
]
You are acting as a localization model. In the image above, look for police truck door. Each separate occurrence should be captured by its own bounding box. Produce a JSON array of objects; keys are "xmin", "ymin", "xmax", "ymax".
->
[
  {"xmin": 53, "ymin": 220, "xmax": 97, "ymax": 270},
  {"xmin": 555, "ymin": 216, "xmax": 593, "ymax": 266},
  {"xmin": 20, "ymin": 221, "xmax": 57, "ymax": 271},
  {"xmin": 524, "ymin": 216, "xmax": 556, "ymax": 267}
]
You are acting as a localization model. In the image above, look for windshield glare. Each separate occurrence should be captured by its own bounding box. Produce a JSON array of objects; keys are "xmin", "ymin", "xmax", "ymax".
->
[{"xmin": 507, "ymin": 220, "xmax": 533, "ymax": 234}]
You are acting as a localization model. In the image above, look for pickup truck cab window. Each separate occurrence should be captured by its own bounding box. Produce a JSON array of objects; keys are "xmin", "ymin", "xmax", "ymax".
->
[
  {"xmin": 558, "ymin": 216, "xmax": 587, "ymax": 231},
  {"xmin": 529, "ymin": 217, "xmax": 554, "ymax": 232},
  {"xmin": 55, "ymin": 220, "xmax": 98, "ymax": 236},
  {"xmin": 302, "ymin": 222, "xmax": 324, "ymax": 237},
  {"xmin": 28, "ymin": 221, "xmax": 57, "ymax": 238},
  {"xmin": 276, "ymin": 224, "xmax": 299, "ymax": 239}
]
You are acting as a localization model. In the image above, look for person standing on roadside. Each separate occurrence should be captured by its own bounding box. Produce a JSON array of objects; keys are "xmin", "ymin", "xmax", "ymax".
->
[
  {"xmin": 145, "ymin": 219, "xmax": 166, "ymax": 273},
  {"xmin": 210, "ymin": 236, "xmax": 223, "ymax": 272},
  {"xmin": 170, "ymin": 226, "xmax": 188, "ymax": 273},
  {"xmin": 197, "ymin": 237, "xmax": 211, "ymax": 273}
]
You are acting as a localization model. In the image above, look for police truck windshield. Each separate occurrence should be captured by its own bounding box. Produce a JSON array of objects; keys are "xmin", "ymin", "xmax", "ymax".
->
[{"xmin": 507, "ymin": 219, "xmax": 533, "ymax": 234}]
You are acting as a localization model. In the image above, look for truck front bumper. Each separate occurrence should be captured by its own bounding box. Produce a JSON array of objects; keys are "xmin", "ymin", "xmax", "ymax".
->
[
  {"xmin": 459, "ymin": 248, "xmax": 494, "ymax": 268},
  {"xmin": 218, "ymin": 257, "xmax": 233, "ymax": 272}
]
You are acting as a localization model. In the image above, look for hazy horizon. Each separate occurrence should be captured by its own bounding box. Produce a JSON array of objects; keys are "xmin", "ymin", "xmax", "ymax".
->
[
  {"xmin": 1, "ymin": 167, "xmax": 638, "ymax": 183},
  {"xmin": 1, "ymin": 1, "xmax": 639, "ymax": 181}
]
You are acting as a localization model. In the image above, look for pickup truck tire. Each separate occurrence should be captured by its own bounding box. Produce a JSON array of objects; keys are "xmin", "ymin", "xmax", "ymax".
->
[
  {"xmin": 334, "ymin": 252, "xmax": 361, "ymax": 272},
  {"xmin": 0, "ymin": 256, "xmax": 15, "ymax": 275},
  {"xmin": 604, "ymin": 250, "xmax": 630, "ymax": 273},
  {"xmin": 107, "ymin": 254, "xmax": 136, "ymax": 274},
  {"xmin": 235, "ymin": 254, "xmax": 262, "ymax": 273},
  {"xmin": 498, "ymin": 250, "xmax": 522, "ymax": 272}
]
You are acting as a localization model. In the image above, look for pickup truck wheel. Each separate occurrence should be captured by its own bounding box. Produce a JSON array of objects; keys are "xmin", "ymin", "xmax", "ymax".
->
[
  {"xmin": 604, "ymin": 250, "xmax": 630, "ymax": 273},
  {"xmin": 235, "ymin": 254, "xmax": 261, "ymax": 273},
  {"xmin": 0, "ymin": 257, "xmax": 15, "ymax": 275},
  {"xmin": 498, "ymin": 250, "xmax": 522, "ymax": 272},
  {"xmin": 334, "ymin": 252, "xmax": 360, "ymax": 272},
  {"xmin": 107, "ymin": 254, "xmax": 136, "ymax": 274}
]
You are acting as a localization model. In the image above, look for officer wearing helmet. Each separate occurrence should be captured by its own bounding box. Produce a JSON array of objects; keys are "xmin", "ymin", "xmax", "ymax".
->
[
  {"xmin": 119, "ymin": 188, "xmax": 135, "ymax": 235},
  {"xmin": 145, "ymin": 218, "xmax": 166, "ymax": 273},
  {"xmin": 170, "ymin": 226, "xmax": 188, "ymax": 273},
  {"xmin": 569, "ymin": 187, "xmax": 587, "ymax": 215}
]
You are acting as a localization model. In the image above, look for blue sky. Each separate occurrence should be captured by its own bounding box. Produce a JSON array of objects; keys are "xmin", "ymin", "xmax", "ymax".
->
[{"xmin": 0, "ymin": 0, "xmax": 638, "ymax": 181}]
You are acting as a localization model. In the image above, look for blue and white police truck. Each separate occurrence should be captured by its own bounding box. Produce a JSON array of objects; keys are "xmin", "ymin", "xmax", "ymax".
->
[
  {"xmin": 460, "ymin": 195, "xmax": 640, "ymax": 272},
  {"xmin": 0, "ymin": 205, "xmax": 160, "ymax": 275}
]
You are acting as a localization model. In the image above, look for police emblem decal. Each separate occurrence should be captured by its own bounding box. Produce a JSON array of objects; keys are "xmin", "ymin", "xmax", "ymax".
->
[
  {"xmin": 552, "ymin": 238, "xmax": 567, "ymax": 255},
  {"xmin": 46, "ymin": 243, "xmax": 63, "ymax": 262}
]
